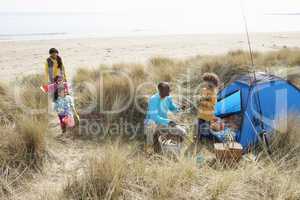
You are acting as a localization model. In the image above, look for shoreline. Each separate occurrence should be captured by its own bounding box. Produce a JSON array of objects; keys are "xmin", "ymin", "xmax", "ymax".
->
[{"xmin": 1, "ymin": 31, "xmax": 300, "ymax": 43}]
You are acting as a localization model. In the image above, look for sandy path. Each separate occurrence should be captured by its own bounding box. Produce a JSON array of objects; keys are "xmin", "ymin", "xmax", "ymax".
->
[{"xmin": 14, "ymin": 117, "xmax": 102, "ymax": 200}]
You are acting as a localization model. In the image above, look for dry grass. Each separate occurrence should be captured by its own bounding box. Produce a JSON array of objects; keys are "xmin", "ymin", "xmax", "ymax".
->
[
  {"xmin": 65, "ymin": 48, "xmax": 300, "ymax": 200},
  {"xmin": 0, "ymin": 75, "xmax": 48, "ymax": 199},
  {"xmin": 0, "ymin": 83, "xmax": 21, "ymax": 127},
  {"xmin": 16, "ymin": 74, "xmax": 48, "ymax": 121},
  {"xmin": 1, "ymin": 48, "xmax": 300, "ymax": 199},
  {"xmin": 256, "ymin": 48, "xmax": 300, "ymax": 67},
  {"xmin": 178, "ymin": 48, "xmax": 300, "ymax": 88},
  {"xmin": 63, "ymin": 117, "xmax": 300, "ymax": 199},
  {"xmin": 73, "ymin": 64, "xmax": 149, "ymax": 139},
  {"xmin": 64, "ymin": 144, "xmax": 129, "ymax": 200},
  {"xmin": 268, "ymin": 115, "xmax": 300, "ymax": 170},
  {"xmin": 125, "ymin": 155, "xmax": 198, "ymax": 200},
  {"xmin": 63, "ymin": 141, "xmax": 300, "ymax": 200},
  {"xmin": 149, "ymin": 57, "xmax": 187, "ymax": 82},
  {"xmin": 63, "ymin": 144, "xmax": 199, "ymax": 200}
]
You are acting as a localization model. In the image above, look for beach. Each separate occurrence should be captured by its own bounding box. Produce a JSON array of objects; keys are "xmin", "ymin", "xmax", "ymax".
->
[{"xmin": 1, "ymin": 32, "xmax": 300, "ymax": 82}]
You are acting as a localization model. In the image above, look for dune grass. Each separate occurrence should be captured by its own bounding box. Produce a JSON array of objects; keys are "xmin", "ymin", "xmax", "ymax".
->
[
  {"xmin": 63, "ymin": 129, "xmax": 300, "ymax": 200},
  {"xmin": 0, "ymin": 75, "xmax": 48, "ymax": 199},
  {"xmin": 63, "ymin": 143, "xmax": 199, "ymax": 200},
  {"xmin": 72, "ymin": 48, "xmax": 300, "ymax": 139},
  {"xmin": 1, "ymin": 48, "xmax": 300, "ymax": 199},
  {"xmin": 63, "ymin": 115, "xmax": 300, "ymax": 199},
  {"xmin": 64, "ymin": 144, "xmax": 129, "ymax": 200},
  {"xmin": 73, "ymin": 64, "xmax": 149, "ymax": 140},
  {"xmin": 16, "ymin": 74, "xmax": 48, "ymax": 121},
  {"xmin": 267, "ymin": 115, "xmax": 300, "ymax": 170},
  {"xmin": 148, "ymin": 57, "xmax": 187, "ymax": 82},
  {"xmin": 64, "ymin": 48, "xmax": 300, "ymax": 200}
]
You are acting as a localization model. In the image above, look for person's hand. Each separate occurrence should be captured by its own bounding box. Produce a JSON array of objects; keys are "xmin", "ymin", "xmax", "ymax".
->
[
  {"xmin": 210, "ymin": 122, "xmax": 220, "ymax": 131},
  {"xmin": 210, "ymin": 121, "xmax": 225, "ymax": 131},
  {"xmin": 212, "ymin": 117, "xmax": 219, "ymax": 122},
  {"xmin": 180, "ymin": 103, "xmax": 188, "ymax": 111},
  {"xmin": 168, "ymin": 121, "xmax": 177, "ymax": 127},
  {"xmin": 76, "ymin": 114, "xmax": 80, "ymax": 122}
]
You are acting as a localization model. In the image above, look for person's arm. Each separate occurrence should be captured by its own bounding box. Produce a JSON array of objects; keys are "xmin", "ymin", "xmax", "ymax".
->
[
  {"xmin": 65, "ymin": 82, "xmax": 72, "ymax": 95},
  {"xmin": 211, "ymin": 95, "xmax": 217, "ymax": 105},
  {"xmin": 45, "ymin": 59, "xmax": 54, "ymax": 83},
  {"xmin": 198, "ymin": 87, "xmax": 212, "ymax": 101},
  {"xmin": 62, "ymin": 64, "xmax": 67, "ymax": 82},
  {"xmin": 199, "ymin": 101, "xmax": 215, "ymax": 110},
  {"xmin": 68, "ymin": 96, "xmax": 80, "ymax": 121},
  {"xmin": 148, "ymin": 98, "xmax": 170, "ymax": 126},
  {"xmin": 45, "ymin": 62, "xmax": 49, "ymax": 83},
  {"xmin": 168, "ymin": 96, "xmax": 180, "ymax": 113},
  {"xmin": 54, "ymin": 101, "xmax": 60, "ymax": 114},
  {"xmin": 199, "ymin": 88, "xmax": 217, "ymax": 107},
  {"xmin": 71, "ymin": 106, "xmax": 80, "ymax": 121}
]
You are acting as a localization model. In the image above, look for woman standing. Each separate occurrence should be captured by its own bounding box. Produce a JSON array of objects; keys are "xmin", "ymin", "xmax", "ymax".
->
[{"xmin": 45, "ymin": 48, "xmax": 67, "ymax": 83}]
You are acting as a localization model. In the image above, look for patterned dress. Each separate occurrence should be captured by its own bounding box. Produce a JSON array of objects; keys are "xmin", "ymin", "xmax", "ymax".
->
[{"xmin": 54, "ymin": 95, "xmax": 74, "ymax": 116}]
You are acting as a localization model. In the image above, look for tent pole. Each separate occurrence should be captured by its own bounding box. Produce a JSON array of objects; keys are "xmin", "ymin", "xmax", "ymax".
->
[
  {"xmin": 240, "ymin": 1, "xmax": 273, "ymax": 155},
  {"xmin": 240, "ymin": 0, "xmax": 265, "ymax": 131}
]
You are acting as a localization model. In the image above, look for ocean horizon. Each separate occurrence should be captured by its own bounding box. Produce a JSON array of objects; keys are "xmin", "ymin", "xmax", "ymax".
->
[{"xmin": 1, "ymin": 11, "xmax": 300, "ymax": 41}]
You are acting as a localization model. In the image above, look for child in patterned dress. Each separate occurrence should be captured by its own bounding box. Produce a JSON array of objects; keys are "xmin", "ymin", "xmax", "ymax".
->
[{"xmin": 54, "ymin": 86, "xmax": 78, "ymax": 133}]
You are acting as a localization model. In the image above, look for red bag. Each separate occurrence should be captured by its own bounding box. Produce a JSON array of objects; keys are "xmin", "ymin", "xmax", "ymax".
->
[
  {"xmin": 40, "ymin": 82, "xmax": 70, "ymax": 94},
  {"xmin": 62, "ymin": 116, "xmax": 75, "ymax": 128}
]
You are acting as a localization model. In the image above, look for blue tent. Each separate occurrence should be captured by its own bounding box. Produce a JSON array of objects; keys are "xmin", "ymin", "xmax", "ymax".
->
[{"xmin": 214, "ymin": 72, "xmax": 300, "ymax": 150}]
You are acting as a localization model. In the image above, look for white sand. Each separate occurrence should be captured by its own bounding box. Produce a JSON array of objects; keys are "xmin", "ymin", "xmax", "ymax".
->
[{"xmin": 1, "ymin": 32, "xmax": 300, "ymax": 82}]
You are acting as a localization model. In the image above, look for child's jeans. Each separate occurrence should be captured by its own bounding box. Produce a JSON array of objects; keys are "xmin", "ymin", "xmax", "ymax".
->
[{"xmin": 197, "ymin": 119, "xmax": 211, "ymax": 139}]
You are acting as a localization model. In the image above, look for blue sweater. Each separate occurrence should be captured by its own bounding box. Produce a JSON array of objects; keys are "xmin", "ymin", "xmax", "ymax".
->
[{"xmin": 145, "ymin": 93, "xmax": 180, "ymax": 126}]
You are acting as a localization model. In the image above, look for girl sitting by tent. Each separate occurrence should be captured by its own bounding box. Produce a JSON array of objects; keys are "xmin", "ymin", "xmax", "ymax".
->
[
  {"xmin": 197, "ymin": 72, "xmax": 220, "ymax": 141},
  {"xmin": 54, "ymin": 86, "xmax": 79, "ymax": 134}
]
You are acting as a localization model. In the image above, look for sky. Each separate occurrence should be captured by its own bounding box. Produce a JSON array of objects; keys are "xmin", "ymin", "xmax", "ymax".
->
[
  {"xmin": 1, "ymin": 0, "xmax": 300, "ymax": 35},
  {"xmin": 1, "ymin": 0, "xmax": 299, "ymax": 13}
]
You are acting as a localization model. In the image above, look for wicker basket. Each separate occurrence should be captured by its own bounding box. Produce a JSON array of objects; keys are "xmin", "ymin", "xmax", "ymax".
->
[{"xmin": 214, "ymin": 142, "xmax": 243, "ymax": 163}]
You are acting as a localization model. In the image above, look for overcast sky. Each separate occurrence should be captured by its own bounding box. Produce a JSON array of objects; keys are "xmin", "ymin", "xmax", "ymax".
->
[
  {"xmin": 1, "ymin": 0, "xmax": 300, "ymax": 34},
  {"xmin": 1, "ymin": 0, "xmax": 299, "ymax": 13}
]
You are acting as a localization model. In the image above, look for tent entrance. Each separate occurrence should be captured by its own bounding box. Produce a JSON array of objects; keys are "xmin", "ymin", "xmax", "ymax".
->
[{"xmin": 215, "ymin": 90, "xmax": 242, "ymax": 118}]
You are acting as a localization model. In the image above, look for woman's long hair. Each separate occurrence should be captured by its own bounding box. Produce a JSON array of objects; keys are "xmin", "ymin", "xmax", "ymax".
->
[
  {"xmin": 56, "ymin": 55, "xmax": 63, "ymax": 69},
  {"xmin": 54, "ymin": 88, "xmax": 59, "ymax": 102},
  {"xmin": 49, "ymin": 48, "xmax": 63, "ymax": 69}
]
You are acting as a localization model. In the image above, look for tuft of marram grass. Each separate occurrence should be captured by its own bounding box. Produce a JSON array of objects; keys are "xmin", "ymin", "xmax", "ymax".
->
[
  {"xmin": 0, "ymin": 75, "xmax": 48, "ymax": 199},
  {"xmin": 266, "ymin": 115, "xmax": 300, "ymax": 169},
  {"xmin": 0, "ymin": 121, "xmax": 47, "ymax": 170},
  {"xmin": 128, "ymin": 156, "xmax": 198, "ymax": 200},
  {"xmin": 64, "ymin": 144, "xmax": 129, "ymax": 200},
  {"xmin": 257, "ymin": 48, "xmax": 300, "ymax": 67},
  {"xmin": 63, "ymin": 141, "xmax": 300, "ymax": 200},
  {"xmin": 63, "ymin": 144, "xmax": 200, "ymax": 200},
  {"xmin": 149, "ymin": 56, "xmax": 187, "ymax": 82},
  {"xmin": 16, "ymin": 74, "xmax": 48, "ymax": 120},
  {"xmin": 73, "ymin": 64, "xmax": 148, "ymax": 140}
]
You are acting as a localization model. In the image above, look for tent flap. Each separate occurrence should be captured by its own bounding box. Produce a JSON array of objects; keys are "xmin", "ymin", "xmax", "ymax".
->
[{"xmin": 215, "ymin": 90, "xmax": 241, "ymax": 117}]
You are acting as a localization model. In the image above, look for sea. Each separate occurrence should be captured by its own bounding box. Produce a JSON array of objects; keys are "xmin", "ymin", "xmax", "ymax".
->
[{"xmin": 1, "ymin": 12, "xmax": 299, "ymax": 41}]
